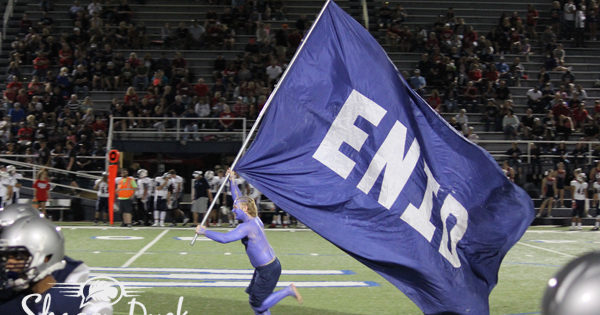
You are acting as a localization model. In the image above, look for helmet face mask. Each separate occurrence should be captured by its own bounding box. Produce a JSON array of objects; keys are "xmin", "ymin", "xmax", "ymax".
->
[{"xmin": 0, "ymin": 246, "xmax": 33, "ymax": 291}]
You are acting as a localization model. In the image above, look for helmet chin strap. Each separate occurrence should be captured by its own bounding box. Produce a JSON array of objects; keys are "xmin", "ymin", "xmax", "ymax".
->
[{"xmin": 31, "ymin": 259, "xmax": 67, "ymax": 283}]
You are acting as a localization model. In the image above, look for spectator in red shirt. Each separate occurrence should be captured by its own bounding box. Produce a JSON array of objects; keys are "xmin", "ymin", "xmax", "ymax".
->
[
  {"xmin": 124, "ymin": 86, "xmax": 139, "ymax": 106},
  {"xmin": 58, "ymin": 42, "xmax": 74, "ymax": 67},
  {"xmin": 426, "ymin": 89, "xmax": 442, "ymax": 112},
  {"xmin": 552, "ymin": 101, "xmax": 571, "ymax": 120},
  {"xmin": 33, "ymin": 168, "xmax": 51, "ymax": 215},
  {"xmin": 27, "ymin": 76, "xmax": 44, "ymax": 96},
  {"xmin": 219, "ymin": 104, "xmax": 236, "ymax": 131},
  {"xmin": 17, "ymin": 122, "xmax": 33, "ymax": 146},
  {"xmin": 572, "ymin": 103, "xmax": 591, "ymax": 130},
  {"xmin": 194, "ymin": 78, "xmax": 209, "ymax": 97},
  {"xmin": 32, "ymin": 52, "xmax": 50, "ymax": 81},
  {"xmin": 232, "ymin": 97, "xmax": 249, "ymax": 118},
  {"xmin": 4, "ymin": 76, "xmax": 23, "ymax": 102}
]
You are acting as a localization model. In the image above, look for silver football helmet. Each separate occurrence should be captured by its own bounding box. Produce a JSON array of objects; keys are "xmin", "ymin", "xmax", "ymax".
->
[
  {"xmin": 542, "ymin": 251, "xmax": 600, "ymax": 315},
  {"xmin": 0, "ymin": 216, "xmax": 66, "ymax": 291},
  {"xmin": 0, "ymin": 203, "xmax": 42, "ymax": 228},
  {"xmin": 6, "ymin": 165, "xmax": 16, "ymax": 175},
  {"xmin": 205, "ymin": 170, "xmax": 215, "ymax": 180},
  {"xmin": 137, "ymin": 169, "xmax": 148, "ymax": 178}
]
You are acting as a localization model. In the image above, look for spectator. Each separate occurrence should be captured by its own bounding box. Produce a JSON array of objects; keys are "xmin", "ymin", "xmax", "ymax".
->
[
  {"xmin": 526, "ymin": 86, "xmax": 543, "ymax": 112},
  {"xmin": 564, "ymin": 0, "xmax": 576, "ymax": 40},
  {"xmin": 502, "ymin": 109, "xmax": 520, "ymax": 140},
  {"xmin": 520, "ymin": 108, "xmax": 535, "ymax": 139},
  {"xmin": 265, "ymin": 60, "xmax": 283, "ymax": 86},
  {"xmin": 454, "ymin": 108, "xmax": 469, "ymax": 135},
  {"xmin": 72, "ymin": 64, "xmax": 90, "ymax": 98},
  {"xmin": 575, "ymin": 5, "xmax": 587, "ymax": 47},
  {"xmin": 124, "ymin": 86, "xmax": 139, "ymax": 106},
  {"xmin": 461, "ymin": 81, "xmax": 479, "ymax": 111},
  {"xmin": 408, "ymin": 69, "xmax": 426, "ymax": 95},
  {"xmin": 526, "ymin": 4, "xmax": 539, "ymax": 40},
  {"xmin": 427, "ymin": 89, "xmax": 442, "ymax": 112},
  {"xmin": 550, "ymin": 1, "xmax": 562, "ymax": 35},
  {"xmin": 66, "ymin": 94, "xmax": 81, "ymax": 113},
  {"xmin": 218, "ymin": 104, "xmax": 236, "ymax": 132},
  {"xmin": 494, "ymin": 80, "xmax": 511, "ymax": 101}
]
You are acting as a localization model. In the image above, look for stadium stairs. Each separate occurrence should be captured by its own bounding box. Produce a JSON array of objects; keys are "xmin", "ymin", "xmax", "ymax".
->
[
  {"xmin": 3, "ymin": 1, "xmax": 599, "ymax": 225},
  {"xmin": 367, "ymin": 0, "xmax": 600, "ymax": 226}
]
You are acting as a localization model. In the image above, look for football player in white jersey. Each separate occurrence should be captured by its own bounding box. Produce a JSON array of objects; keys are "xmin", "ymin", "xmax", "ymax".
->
[
  {"xmin": 592, "ymin": 173, "xmax": 600, "ymax": 231},
  {"xmin": 0, "ymin": 166, "xmax": 13, "ymax": 207},
  {"xmin": 168, "ymin": 169, "xmax": 188, "ymax": 226},
  {"xmin": 205, "ymin": 169, "xmax": 221, "ymax": 226},
  {"xmin": 93, "ymin": 172, "xmax": 109, "ymax": 224},
  {"xmin": 153, "ymin": 173, "xmax": 170, "ymax": 227},
  {"xmin": 570, "ymin": 173, "xmax": 588, "ymax": 231},
  {"xmin": 6, "ymin": 165, "xmax": 21, "ymax": 204},
  {"xmin": 135, "ymin": 169, "xmax": 154, "ymax": 226}
]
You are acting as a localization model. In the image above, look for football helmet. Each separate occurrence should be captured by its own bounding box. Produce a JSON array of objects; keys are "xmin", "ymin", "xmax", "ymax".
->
[
  {"xmin": 205, "ymin": 170, "xmax": 215, "ymax": 180},
  {"xmin": 6, "ymin": 165, "xmax": 16, "ymax": 175},
  {"xmin": 0, "ymin": 216, "xmax": 65, "ymax": 291},
  {"xmin": 0, "ymin": 203, "xmax": 42, "ymax": 228},
  {"xmin": 137, "ymin": 169, "xmax": 148, "ymax": 178},
  {"xmin": 577, "ymin": 173, "xmax": 587, "ymax": 182},
  {"xmin": 193, "ymin": 171, "xmax": 203, "ymax": 177},
  {"xmin": 542, "ymin": 251, "xmax": 600, "ymax": 315}
]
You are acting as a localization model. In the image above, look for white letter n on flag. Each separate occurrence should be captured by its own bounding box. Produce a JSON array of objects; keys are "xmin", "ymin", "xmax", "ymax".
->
[{"xmin": 313, "ymin": 90, "xmax": 386, "ymax": 179}]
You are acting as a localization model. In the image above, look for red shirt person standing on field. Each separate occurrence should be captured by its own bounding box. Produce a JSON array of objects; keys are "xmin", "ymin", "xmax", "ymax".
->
[{"xmin": 33, "ymin": 168, "xmax": 51, "ymax": 215}]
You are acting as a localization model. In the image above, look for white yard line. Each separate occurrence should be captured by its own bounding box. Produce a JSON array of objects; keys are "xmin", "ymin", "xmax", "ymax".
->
[
  {"xmin": 121, "ymin": 230, "xmax": 169, "ymax": 267},
  {"xmin": 516, "ymin": 241, "xmax": 576, "ymax": 258}
]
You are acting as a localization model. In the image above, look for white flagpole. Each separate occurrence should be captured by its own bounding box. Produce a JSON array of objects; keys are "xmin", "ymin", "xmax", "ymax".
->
[{"xmin": 191, "ymin": 0, "xmax": 334, "ymax": 245}]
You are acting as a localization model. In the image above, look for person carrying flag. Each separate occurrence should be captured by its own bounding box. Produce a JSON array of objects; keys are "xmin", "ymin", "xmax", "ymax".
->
[{"xmin": 195, "ymin": 169, "xmax": 302, "ymax": 315}]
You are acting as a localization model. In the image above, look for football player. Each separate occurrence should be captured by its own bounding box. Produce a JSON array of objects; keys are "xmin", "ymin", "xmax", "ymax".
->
[
  {"xmin": 205, "ymin": 170, "xmax": 221, "ymax": 226},
  {"xmin": 0, "ymin": 216, "xmax": 111, "ymax": 314},
  {"xmin": 93, "ymin": 172, "xmax": 109, "ymax": 225},
  {"xmin": 570, "ymin": 173, "xmax": 588, "ymax": 231},
  {"xmin": 153, "ymin": 172, "xmax": 170, "ymax": 227},
  {"xmin": 168, "ymin": 169, "xmax": 188, "ymax": 226},
  {"xmin": 0, "ymin": 166, "xmax": 13, "ymax": 207},
  {"xmin": 135, "ymin": 169, "xmax": 153, "ymax": 226},
  {"xmin": 6, "ymin": 165, "xmax": 22, "ymax": 204}
]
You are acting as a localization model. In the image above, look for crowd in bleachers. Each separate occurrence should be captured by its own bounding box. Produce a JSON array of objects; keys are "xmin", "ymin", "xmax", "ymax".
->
[
  {"xmin": 379, "ymin": 0, "xmax": 600, "ymax": 190},
  {"xmin": 2, "ymin": 0, "xmax": 303, "ymax": 172}
]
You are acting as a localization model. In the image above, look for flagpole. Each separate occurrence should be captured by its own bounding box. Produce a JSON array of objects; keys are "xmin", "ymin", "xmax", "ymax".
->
[{"xmin": 190, "ymin": 0, "xmax": 334, "ymax": 246}]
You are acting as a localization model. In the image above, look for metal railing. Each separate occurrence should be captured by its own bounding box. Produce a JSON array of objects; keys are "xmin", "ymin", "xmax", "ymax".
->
[
  {"xmin": 474, "ymin": 140, "xmax": 600, "ymax": 164},
  {"xmin": 0, "ymin": 157, "xmax": 100, "ymax": 195},
  {"xmin": 106, "ymin": 116, "xmax": 248, "ymax": 161},
  {"xmin": 1, "ymin": 0, "xmax": 16, "ymax": 55}
]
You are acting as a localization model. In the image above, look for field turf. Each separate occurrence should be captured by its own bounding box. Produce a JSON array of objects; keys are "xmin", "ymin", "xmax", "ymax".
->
[{"xmin": 58, "ymin": 224, "xmax": 596, "ymax": 314}]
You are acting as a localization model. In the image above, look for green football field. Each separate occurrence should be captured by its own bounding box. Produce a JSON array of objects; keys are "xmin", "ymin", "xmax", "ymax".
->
[{"xmin": 57, "ymin": 224, "xmax": 596, "ymax": 315}]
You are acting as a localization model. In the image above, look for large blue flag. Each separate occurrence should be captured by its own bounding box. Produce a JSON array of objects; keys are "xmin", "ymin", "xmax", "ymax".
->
[{"xmin": 235, "ymin": 1, "xmax": 534, "ymax": 314}]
